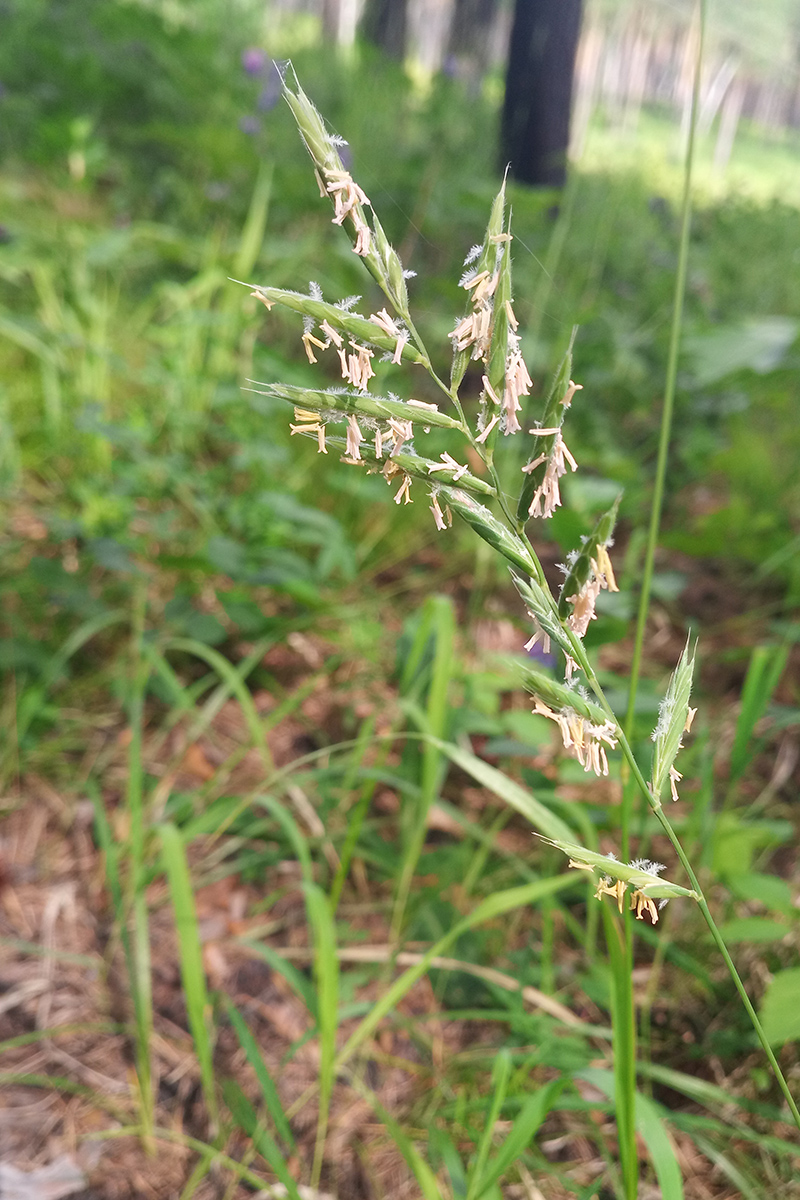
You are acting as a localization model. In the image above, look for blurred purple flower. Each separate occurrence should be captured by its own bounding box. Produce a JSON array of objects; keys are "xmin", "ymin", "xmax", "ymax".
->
[
  {"xmin": 258, "ymin": 64, "xmax": 282, "ymax": 111},
  {"xmin": 238, "ymin": 115, "xmax": 261, "ymax": 136},
  {"xmin": 241, "ymin": 47, "xmax": 267, "ymax": 76},
  {"xmin": 525, "ymin": 640, "xmax": 557, "ymax": 670}
]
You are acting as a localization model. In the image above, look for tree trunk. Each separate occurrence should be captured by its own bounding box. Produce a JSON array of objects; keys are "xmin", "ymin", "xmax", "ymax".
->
[
  {"xmin": 500, "ymin": 0, "xmax": 584, "ymax": 187},
  {"xmin": 361, "ymin": 0, "xmax": 408, "ymax": 59}
]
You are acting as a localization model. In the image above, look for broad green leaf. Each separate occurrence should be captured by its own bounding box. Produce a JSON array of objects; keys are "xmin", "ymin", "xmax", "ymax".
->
[
  {"xmin": 717, "ymin": 917, "xmax": 789, "ymax": 944},
  {"xmin": 729, "ymin": 872, "xmax": 794, "ymax": 916},
  {"xmin": 685, "ymin": 317, "xmax": 798, "ymax": 385},
  {"xmin": 760, "ymin": 968, "xmax": 800, "ymax": 1046}
]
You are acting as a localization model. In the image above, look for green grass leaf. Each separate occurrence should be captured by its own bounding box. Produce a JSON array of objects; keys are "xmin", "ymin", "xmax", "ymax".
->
[
  {"xmin": 729, "ymin": 642, "xmax": 790, "ymax": 785},
  {"xmin": 304, "ymin": 883, "xmax": 339, "ymax": 1188},
  {"xmin": 222, "ymin": 998, "xmax": 296, "ymax": 1151},
  {"xmin": 237, "ymin": 941, "xmax": 318, "ymax": 1018},
  {"xmin": 336, "ymin": 873, "xmax": 578, "ymax": 1070},
  {"xmin": 159, "ymin": 822, "xmax": 218, "ymax": 1128},
  {"xmin": 473, "ymin": 1078, "xmax": 563, "ymax": 1199},
  {"xmin": 222, "ymin": 1079, "xmax": 301, "ymax": 1200},
  {"xmin": 635, "ymin": 1092, "xmax": 684, "ymax": 1200},
  {"xmin": 429, "ymin": 737, "xmax": 573, "ymax": 843},
  {"xmin": 466, "ymin": 1049, "xmax": 511, "ymax": 1200}
]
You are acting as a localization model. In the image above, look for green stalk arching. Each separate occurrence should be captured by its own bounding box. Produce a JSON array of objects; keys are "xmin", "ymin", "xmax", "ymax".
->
[{"xmin": 621, "ymin": 0, "xmax": 706, "ymax": 861}]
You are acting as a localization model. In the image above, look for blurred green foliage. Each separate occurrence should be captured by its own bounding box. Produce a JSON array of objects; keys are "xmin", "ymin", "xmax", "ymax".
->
[{"xmin": 1, "ymin": 0, "xmax": 799, "ymax": 724}]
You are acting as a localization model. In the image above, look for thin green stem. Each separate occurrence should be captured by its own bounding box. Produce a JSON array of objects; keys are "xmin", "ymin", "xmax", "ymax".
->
[{"xmin": 621, "ymin": 0, "xmax": 706, "ymax": 862}]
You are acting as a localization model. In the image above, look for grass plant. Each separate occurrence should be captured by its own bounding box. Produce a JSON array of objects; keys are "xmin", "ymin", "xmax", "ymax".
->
[
  {"xmin": 1, "ymin": 6, "xmax": 800, "ymax": 1197},
  {"xmin": 222, "ymin": 58, "xmax": 800, "ymax": 1193}
]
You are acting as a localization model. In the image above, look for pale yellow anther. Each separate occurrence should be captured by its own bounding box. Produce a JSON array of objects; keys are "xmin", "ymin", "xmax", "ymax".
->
[
  {"xmin": 482, "ymin": 376, "xmax": 503, "ymax": 406},
  {"xmin": 475, "ymin": 413, "xmax": 500, "ymax": 444},
  {"xmin": 561, "ymin": 380, "xmax": 583, "ymax": 407},
  {"xmin": 595, "ymin": 877, "xmax": 627, "ymax": 914},
  {"xmin": 320, "ymin": 320, "xmax": 343, "ymax": 347},
  {"xmin": 631, "ymin": 890, "xmax": 659, "ymax": 923},
  {"xmin": 394, "ymin": 475, "xmax": 412, "ymax": 505},
  {"xmin": 251, "ymin": 290, "xmax": 274, "ymax": 310},
  {"xmin": 594, "ymin": 545, "xmax": 619, "ymax": 593}
]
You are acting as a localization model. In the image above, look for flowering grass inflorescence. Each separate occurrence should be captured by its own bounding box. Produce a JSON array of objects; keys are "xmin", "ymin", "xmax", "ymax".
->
[
  {"xmin": 240, "ymin": 67, "xmax": 702, "ymax": 920},
  {"xmin": 238, "ymin": 64, "xmax": 800, "ymax": 1165}
]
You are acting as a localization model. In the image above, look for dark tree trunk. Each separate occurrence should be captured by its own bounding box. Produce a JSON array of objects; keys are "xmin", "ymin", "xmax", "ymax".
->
[
  {"xmin": 500, "ymin": 0, "xmax": 584, "ymax": 187},
  {"xmin": 360, "ymin": 0, "xmax": 408, "ymax": 59}
]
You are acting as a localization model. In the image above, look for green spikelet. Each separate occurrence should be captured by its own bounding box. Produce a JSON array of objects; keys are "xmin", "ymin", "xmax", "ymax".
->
[
  {"xmin": 517, "ymin": 327, "xmax": 579, "ymax": 522},
  {"xmin": 450, "ymin": 180, "xmax": 506, "ymax": 393},
  {"xmin": 557, "ymin": 495, "xmax": 621, "ymax": 620},
  {"xmin": 436, "ymin": 484, "xmax": 539, "ymax": 577},
  {"xmin": 250, "ymin": 383, "xmax": 463, "ymax": 431},
  {"xmin": 651, "ymin": 637, "xmax": 697, "ymax": 804}
]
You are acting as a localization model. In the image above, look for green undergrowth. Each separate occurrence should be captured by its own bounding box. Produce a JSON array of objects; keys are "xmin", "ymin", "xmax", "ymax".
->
[{"xmin": 1, "ymin": 6, "xmax": 800, "ymax": 1196}]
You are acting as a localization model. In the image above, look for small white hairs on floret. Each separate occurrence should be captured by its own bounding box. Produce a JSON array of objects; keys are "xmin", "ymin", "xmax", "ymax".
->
[
  {"xmin": 402, "ymin": 269, "xmax": 417, "ymax": 279},
  {"xmin": 629, "ymin": 858, "xmax": 666, "ymax": 876},
  {"xmin": 464, "ymin": 244, "xmax": 482, "ymax": 266},
  {"xmin": 336, "ymin": 295, "xmax": 361, "ymax": 312},
  {"xmin": 651, "ymin": 696, "xmax": 675, "ymax": 742},
  {"xmin": 328, "ymin": 134, "xmax": 348, "ymax": 147},
  {"xmin": 308, "ymin": 281, "xmax": 323, "ymax": 301}
]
